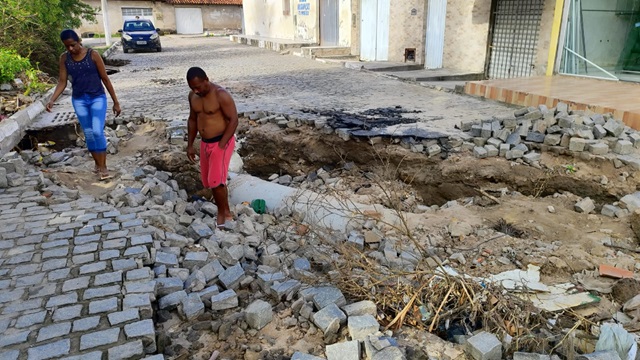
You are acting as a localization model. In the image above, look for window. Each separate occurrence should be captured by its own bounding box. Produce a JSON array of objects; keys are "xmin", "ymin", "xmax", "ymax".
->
[
  {"xmin": 121, "ymin": 8, "xmax": 152, "ymax": 17},
  {"xmin": 283, "ymin": 0, "xmax": 291, "ymax": 16}
]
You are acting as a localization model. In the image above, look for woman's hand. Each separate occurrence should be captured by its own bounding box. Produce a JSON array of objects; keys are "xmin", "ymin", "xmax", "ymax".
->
[
  {"xmin": 113, "ymin": 102, "xmax": 121, "ymax": 117},
  {"xmin": 46, "ymin": 101, "xmax": 54, "ymax": 112}
]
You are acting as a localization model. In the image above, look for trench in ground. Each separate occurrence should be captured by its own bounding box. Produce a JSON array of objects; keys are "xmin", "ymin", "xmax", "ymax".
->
[{"xmin": 238, "ymin": 123, "xmax": 620, "ymax": 208}]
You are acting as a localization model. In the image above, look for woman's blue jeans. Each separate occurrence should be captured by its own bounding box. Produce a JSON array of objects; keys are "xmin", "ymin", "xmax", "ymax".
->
[{"xmin": 71, "ymin": 94, "xmax": 107, "ymax": 153}]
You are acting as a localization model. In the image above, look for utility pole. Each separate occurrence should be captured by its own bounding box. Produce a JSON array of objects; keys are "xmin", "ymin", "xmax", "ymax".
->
[{"xmin": 101, "ymin": 0, "xmax": 112, "ymax": 46}]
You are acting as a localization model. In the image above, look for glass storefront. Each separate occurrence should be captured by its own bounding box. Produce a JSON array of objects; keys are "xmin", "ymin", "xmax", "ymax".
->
[{"xmin": 559, "ymin": 0, "xmax": 640, "ymax": 82}]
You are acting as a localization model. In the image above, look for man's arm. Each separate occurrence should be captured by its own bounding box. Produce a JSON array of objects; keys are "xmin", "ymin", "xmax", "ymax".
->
[
  {"xmin": 217, "ymin": 88, "xmax": 238, "ymax": 148},
  {"xmin": 186, "ymin": 92, "xmax": 198, "ymax": 163}
]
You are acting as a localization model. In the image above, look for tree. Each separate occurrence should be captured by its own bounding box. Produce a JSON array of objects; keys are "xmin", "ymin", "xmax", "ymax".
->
[{"xmin": 0, "ymin": 0, "xmax": 96, "ymax": 75}]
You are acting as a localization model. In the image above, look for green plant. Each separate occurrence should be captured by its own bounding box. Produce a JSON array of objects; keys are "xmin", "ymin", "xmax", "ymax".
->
[
  {"xmin": 564, "ymin": 164, "xmax": 577, "ymax": 174},
  {"xmin": 23, "ymin": 68, "xmax": 51, "ymax": 95},
  {"xmin": 0, "ymin": 49, "xmax": 31, "ymax": 83}
]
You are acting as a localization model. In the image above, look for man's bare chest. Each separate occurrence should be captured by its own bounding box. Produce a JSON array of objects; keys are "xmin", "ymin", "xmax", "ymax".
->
[{"xmin": 192, "ymin": 96, "xmax": 220, "ymax": 115}]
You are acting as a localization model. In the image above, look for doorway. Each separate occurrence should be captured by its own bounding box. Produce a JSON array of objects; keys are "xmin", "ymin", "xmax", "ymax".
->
[
  {"xmin": 320, "ymin": 0, "xmax": 339, "ymax": 46},
  {"xmin": 486, "ymin": 0, "xmax": 544, "ymax": 78},
  {"xmin": 360, "ymin": 0, "xmax": 390, "ymax": 61}
]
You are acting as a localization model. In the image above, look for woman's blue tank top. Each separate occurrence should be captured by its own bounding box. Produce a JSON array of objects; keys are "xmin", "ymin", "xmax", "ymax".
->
[{"xmin": 64, "ymin": 48, "xmax": 105, "ymax": 98}]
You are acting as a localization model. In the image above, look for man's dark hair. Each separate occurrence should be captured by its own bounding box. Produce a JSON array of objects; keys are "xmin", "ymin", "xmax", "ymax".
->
[
  {"xmin": 60, "ymin": 29, "xmax": 80, "ymax": 42},
  {"xmin": 187, "ymin": 67, "xmax": 207, "ymax": 81}
]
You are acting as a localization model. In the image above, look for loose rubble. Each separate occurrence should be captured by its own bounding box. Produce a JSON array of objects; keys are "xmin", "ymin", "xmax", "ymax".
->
[{"xmin": 3, "ymin": 99, "xmax": 640, "ymax": 360}]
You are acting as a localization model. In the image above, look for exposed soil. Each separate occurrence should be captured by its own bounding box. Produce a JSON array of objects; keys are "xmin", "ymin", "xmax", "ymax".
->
[
  {"xmin": 238, "ymin": 122, "xmax": 633, "ymax": 207},
  {"xmin": 239, "ymin": 121, "xmax": 640, "ymax": 287}
]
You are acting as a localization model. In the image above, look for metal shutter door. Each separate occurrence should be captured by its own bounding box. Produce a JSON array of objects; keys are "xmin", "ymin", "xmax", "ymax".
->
[{"xmin": 487, "ymin": 0, "xmax": 544, "ymax": 79}]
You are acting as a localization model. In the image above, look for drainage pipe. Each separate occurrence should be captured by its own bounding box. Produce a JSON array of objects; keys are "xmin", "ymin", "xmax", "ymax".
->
[{"xmin": 227, "ymin": 173, "xmax": 405, "ymax": 232}]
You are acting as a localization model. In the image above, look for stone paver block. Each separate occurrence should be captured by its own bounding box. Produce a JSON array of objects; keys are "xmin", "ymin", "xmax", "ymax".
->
[
  {"xmin": 218, "ymin": 263, "xmax": 244, "ymax": 290},
  {"xmin": 342, "ymin": 300, "xmax": 377, "ymax": 317},
  {"xmin": 588, "ymin": 143, "xmax": 609, "ymax": 155},
  {"xmin": 569, "ymin": 137, "xmax": 586, "ymax": 152},
  {"xmin": 123, "ymin": 293, "xmax": 153, "ymax": 313},
  {"xmin": 80, "ymin": 328, "xmax": 121, "ymax": 350},
  {"xmin": 325, "ymin": 340, "xmax": 360, "ymax": 360},
  {"xmin": 575, "ymin": 197, "xmax": 595, "ymax": 214},
  {"xmin": 88, "ymin": 297, "xmax": 118, "ymax": 314},
  {"xmin": 37, "ymin": 322, "xmax": 72, "ymax": 342},
  {"xmin": 108, "ymin": 340, "xmax": 145, "ymax": 360},
  {"xmin": 126, "ymin": 268, "xmax": 154, "ymax": 281},
  {"xmin": 113, "ymin": 258, "xmax": 138, "ymax": 272},
  {"xmin": 473, "ymin": 146, "xmax": 488, "ymax": 159},
  {"xmin": 184, "ymin": 270, "xmax": 206, "ymax": 292},
  {"xmin": 84, "ymin": 285, "xmax": 121, "ymax": 300},
  {"xmin": 108, "ymin": 308, "xmax": 140, "ymax": 326},
  {"xmin": 155, "ymin": 252, "xmax": 178, "ymax": 267},
  {"xmin": 131, "ymin": 234, "xmax": 153, "ymax": 246},
  {"xmin": 27, "ymin": 339, "xmax": 71, "ymax": 360},
  {"xmin": 79, "ymin": 261, "xmax": 107, "ymax": 275},
  {"xmin": 58, "ymin": 351, "xmax": 103, "ymax": 360},
  {"xmin": 52, "ymin": 305, "xmax": 83, "ymax": 321},
  {"xmin": 159, "ymin": 290, "xmax": 188, "ymax": 310},
  {"xmin": 183, "ymin": 251, "xmax": 209, "ymax": 270},
  {"xmin": 465, "ymin": 331, "xmax": 502, "ymax": 360},
  {"xmin": 245, "ymin": 299, "xmax": 273, "ymax": 330},
  {"xmin": 614, "ymin": 140, "xmax": 633, "ymax": 155},
  {"xmin": 46, "ymin": 292, "xmax": 78, "ymax": 308},
  {"xmin": 72, "ymin": 316, "xmax": 100, "ymax": 332},
  {"xmin": 210, "ymin": 289, "xmax": 238, "ymax": 310},
  {"xmin": 310, "ymin": 287, "xmax": 346, "ymax": 310},
  {"xmin": 271, "ymin": 279, "xmax": 301, "ymax": 300},
  {"xmin": 156, "ymin": 277, "xmax": 184, "ymax": 297},
  {"xmin": 124, "ymin": 319, "xmax": 156, "ymax": 353},
  {"xmin": 179, "ymin": 293, "xmax": 205, "ymax": 321},
  {"xmin": 62, "ymin": 276, "xmax": 90, "ymax": 292},
  {"xmin": 312, "ymin": 303, "xmax": 346, "ymax": 335},
  {"xmin": 16, "ymin": 310, "xmax": 47, "ymax": 328},
  {"xmin": 94, "ymin": 270, "xmax": 123, "ymax": 286},
  {"xmin": 291, "ymin": 353, "xmax": 325, "ymax": 360},
  {"xmin": 0, "ymin": 330, "xmax": 29, "ymax": 347},
  {"xmin": 513, "ymin": 352, "xmax": 551, "ymax": 360},
  {"xmin": 620, "ymin": 193, "xmax": 640, "ymax": 212},
  {"xmin": 0, "ymin": 350, "xmax": 19, "ymax": 360},
  {"xmin": 347, "ymin": 314, "xmax": 380, "ymax": 340}
]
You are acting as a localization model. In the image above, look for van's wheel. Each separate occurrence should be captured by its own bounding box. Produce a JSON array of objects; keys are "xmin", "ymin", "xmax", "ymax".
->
[
  {"xmin": 123, "ymin": 47, "xmax": 129, "ymax": 53},
  {"xmin": 156, "ymin": 47, "xmax": 162, "ymax": 52}
]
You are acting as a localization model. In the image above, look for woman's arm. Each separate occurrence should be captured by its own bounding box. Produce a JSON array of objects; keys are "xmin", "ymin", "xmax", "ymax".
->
[
  {"xmin": 46, "ymin": 54, "xmax": 69, "ymax": 112},
  {"xmin": 92, "ymin": 50, "xmax": 121, "ymax": 116}
]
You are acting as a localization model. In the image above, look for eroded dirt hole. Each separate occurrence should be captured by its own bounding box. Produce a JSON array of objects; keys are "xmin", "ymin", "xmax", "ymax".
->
[{"xmin": 239, "ymin": 117, "xmax": 620, "ymax": 207}]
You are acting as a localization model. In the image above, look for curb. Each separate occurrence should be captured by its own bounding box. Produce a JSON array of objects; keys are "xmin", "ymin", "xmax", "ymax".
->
[
  {"xmin": 0, "ymin": 86, "xmax": 56, "ymax": 157},
  {"xmin": 103, "ymin": 40, "xmax": 121, "ymax": 59}
]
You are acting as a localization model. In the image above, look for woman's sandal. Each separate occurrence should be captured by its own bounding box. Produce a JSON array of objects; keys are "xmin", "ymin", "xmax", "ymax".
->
[{"xmin": 99, "ymin": 172, "xmax": 114, "ymax": 181}]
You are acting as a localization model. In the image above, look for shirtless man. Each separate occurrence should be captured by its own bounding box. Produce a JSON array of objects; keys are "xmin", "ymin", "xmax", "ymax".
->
[{"xmin": 186, "ymin": 67, "xmax": 238, "ymax": 227}]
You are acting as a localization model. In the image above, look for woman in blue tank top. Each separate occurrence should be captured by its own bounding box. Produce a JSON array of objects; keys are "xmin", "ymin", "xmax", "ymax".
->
[{"xmin": 46, "ymin": 29, "xmax": 121, "ymax": 181}]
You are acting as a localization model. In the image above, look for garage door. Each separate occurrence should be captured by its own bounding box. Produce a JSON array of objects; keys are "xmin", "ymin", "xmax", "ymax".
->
[
  {"xmin": 486, "ymin": 0, "xmax": 544, "ymax": 79},
  {"xmin": 175, "ymin": 7, "xmax": 203, "ymax": 34}
]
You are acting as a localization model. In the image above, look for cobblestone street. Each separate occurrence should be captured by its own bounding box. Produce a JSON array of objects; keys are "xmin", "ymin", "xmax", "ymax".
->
[
  {"xmin": 107, "ymin": 35, "xmax": 510, "ymax": 129},
  {"xmin": 0, "ymin": 36, "xmax": 514, "ymax": 360}
]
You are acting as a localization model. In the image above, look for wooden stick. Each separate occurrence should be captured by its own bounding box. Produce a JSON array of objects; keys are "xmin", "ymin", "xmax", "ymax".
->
[
  {"xmin": 478, "ymin": 189, "xmax": 501, "ymax": 204},
  {"xmin": 604, "ymin": 243, "xmax": 640, "ymax": 253},
  {"xmin": 429, "ymin": 283, "xmax": 455, "ymax": 332}
]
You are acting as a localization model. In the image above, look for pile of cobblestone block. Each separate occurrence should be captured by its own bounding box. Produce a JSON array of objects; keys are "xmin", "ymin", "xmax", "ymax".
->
[
  {"xmin": 460, "ymin": 102, "xmax": 640, "ymax": 166},
  {"xmin": 0, "ymin": 152, "xmax": 28, "ymax": 188}
]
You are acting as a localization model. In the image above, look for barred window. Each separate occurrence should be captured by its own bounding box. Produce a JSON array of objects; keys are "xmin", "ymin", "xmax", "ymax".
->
[{"xmin": 122, "ymin": 8, "xmax": 152, "ymax": 17}]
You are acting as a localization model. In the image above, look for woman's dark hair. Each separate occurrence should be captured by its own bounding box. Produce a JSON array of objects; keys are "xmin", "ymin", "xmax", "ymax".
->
[{"xmin": 60, "ymin": 29, "xmax": 80, "ymax": 42}]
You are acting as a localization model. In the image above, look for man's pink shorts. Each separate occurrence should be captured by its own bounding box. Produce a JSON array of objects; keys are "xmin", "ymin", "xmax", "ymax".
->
[{"xmin": 200, "ymin": 136, "xmax": 235, "ymax": 188}]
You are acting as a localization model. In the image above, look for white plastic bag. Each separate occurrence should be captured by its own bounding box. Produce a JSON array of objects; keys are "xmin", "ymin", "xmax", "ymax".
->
[{"xmin": 595, "ymin": 323, "xmax": 637, "ymax": 360}]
